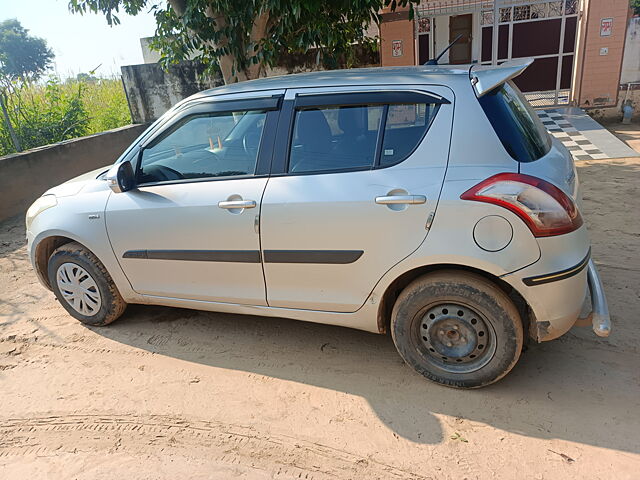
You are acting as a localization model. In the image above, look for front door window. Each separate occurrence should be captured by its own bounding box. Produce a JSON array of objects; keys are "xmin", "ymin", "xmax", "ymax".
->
[{"xmin": 139, "ymin": 110, "xmax": 267, "ymax": 184}]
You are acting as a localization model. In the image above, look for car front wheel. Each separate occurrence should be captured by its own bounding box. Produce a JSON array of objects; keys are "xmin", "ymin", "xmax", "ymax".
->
[
  {"xmin": 391, "ymin": 270, "xmax": 524, "ymax": 388},
  {"xmin": 47, "ymin": 242, "xmax": 127, "ymax": 326}
]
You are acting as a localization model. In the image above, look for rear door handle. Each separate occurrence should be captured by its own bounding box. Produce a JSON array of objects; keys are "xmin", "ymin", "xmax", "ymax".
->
[
  {"xmin": 375, "ymin": 195, "xmax": 426, "ymax": 205},
  {"xmin": 218, "ymin": 200, "xmax": 257, "ymax": 209}
]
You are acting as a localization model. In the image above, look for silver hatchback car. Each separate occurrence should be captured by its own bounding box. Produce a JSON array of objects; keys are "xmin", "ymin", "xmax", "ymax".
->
[{"xmin": 26, "ymin": 59, "xmax": 610, "ymax": 388}]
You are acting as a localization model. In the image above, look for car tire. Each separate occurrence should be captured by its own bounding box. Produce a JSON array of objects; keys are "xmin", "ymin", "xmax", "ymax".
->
[
  {"xmin": 47, "ymin": 241, "xmax": 127, "ymax": 326},
  {"xmin": 391, "ymin": 270, "xmax": 523, "ymax": 388}
]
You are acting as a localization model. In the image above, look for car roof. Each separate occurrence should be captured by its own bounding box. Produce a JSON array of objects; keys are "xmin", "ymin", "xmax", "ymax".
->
[{"xmin": 193, "ymin": 64, "xmax": 474, "ymax": 99}]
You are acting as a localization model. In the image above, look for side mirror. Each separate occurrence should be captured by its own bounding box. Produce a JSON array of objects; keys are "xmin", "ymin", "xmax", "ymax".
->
[{"xmin": 106, "ymin": 161, "xmax": 136, "ymax": 193}]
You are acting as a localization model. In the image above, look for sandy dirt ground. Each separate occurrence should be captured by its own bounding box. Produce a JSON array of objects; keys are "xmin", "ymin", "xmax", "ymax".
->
[
  {"xmin": 607, "ymin": 122, "xmax": 640, "ymax": 153},
  {"xmin": 1, "ymin": 157, "xmax": 640, "ymax": 479}
]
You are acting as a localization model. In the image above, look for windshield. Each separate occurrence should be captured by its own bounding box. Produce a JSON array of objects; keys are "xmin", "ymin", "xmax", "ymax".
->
[{"xmin": 478, "ymin": 80, "xmax": 551, "ymax": 163}]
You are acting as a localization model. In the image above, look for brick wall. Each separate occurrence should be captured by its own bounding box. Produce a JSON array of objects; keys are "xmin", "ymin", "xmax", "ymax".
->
[
  {"xmin": 576, "ymin": 0, "xmax": 631, "ymax": 107},
  {"xmin": 380, "ymin": 6, "xmax": 415, "ymax": 67}
]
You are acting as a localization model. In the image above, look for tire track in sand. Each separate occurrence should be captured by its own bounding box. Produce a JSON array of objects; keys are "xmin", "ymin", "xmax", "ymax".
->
[{"xmin": 0, "ymin": 414, "xmax": 432, "ymax": 480}]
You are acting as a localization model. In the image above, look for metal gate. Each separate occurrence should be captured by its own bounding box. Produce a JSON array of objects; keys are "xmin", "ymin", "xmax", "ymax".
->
[
  {"xmin": 416, "ymin": 0, "xmax": 581, "ymax": 107},
  {"xmin": 480, "ymin": 0, "xmax": 580, "ymax": 106}
]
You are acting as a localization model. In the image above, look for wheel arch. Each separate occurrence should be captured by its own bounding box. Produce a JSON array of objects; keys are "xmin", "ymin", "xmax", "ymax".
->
[
  {"xmin": 376, "ymin": 263, "xmax": 532, "ymax": 341},
  {"xmin": 34, "ymin": 235, "xmax": 93, "ymax": 290}
]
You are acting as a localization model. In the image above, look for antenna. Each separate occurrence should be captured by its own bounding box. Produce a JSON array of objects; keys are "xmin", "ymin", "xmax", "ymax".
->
[{"xmin": 425, "ymin": 34, "xmax": 463, "ymax": 65}]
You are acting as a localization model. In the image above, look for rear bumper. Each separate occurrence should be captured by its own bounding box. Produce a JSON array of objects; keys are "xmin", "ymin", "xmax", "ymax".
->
[
  {"xmin": 502, "ymin": 251, "xmax": 611, "ymax": 341},
  {"xmin": 585, "ymin": 259, "xmax": 611, "ymax": 337},
  {"xmin": 500, "ymin": 222, "xmax": 612, "ymax": 341},
  {"xmin": 520, "ymin": 264, "xmax": 588, "ymax": 342}
]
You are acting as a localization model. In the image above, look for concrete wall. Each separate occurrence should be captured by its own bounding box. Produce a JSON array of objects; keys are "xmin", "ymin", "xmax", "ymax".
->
[
  {"xmin": 140, "ymin": 37, "xmax": 162, "ymax": 64},
  {"xmin": 587, "ymin": 85, "xmax": 640, "ymax": 122},
  {"xmin": 0, "ymin": 124, "xmax": 147, "ymax": 222},
  {"xmin": 121, "ymin": 61, "xmax": 224, "ymax": 124},
  {"xmin": 140, "ymin": 37, "xmax": 201, "ymax": 64},
  {"xmin": 122, "ymin": 50, "xmax": 378, "ymax": 124},
  {"xmin": 433, "ymin": 16, "xmax": 449, "ymax": 64},
  {"xmin": 621, "ymin": 15, "xmax": 640, "ymax": 84}
]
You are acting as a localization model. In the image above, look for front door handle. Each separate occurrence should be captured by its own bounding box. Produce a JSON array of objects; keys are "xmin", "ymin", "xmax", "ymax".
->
[
  {"xmin": 375, "ymin": 195, "xmax": 426, "ymax": 205},
  {"xmin": 218, "ymin": 200, "xmax": 257, "ymax": 209}
]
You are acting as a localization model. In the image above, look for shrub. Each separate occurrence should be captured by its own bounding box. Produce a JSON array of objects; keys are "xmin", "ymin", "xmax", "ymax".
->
[
  {"xmin": 81, "ymin": 78, "xmax": 131, "ymax": 133},
  {"xmin": 0, "ymin": 76, "xmax": 132, "ymax": 156}
]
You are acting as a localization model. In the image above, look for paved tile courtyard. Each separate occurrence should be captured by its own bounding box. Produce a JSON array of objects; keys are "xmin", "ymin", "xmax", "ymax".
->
[{"xmin": 536, "ymin": 107, "xmax": 639, "ymax": 160}]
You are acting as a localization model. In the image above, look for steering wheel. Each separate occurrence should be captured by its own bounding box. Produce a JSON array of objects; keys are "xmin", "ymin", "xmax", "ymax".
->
[
  {"xmin": 150, "ymin": 164, "xmax": 184, "ymax": 181},
  {"xmin": 193, "ymin": 149, "xmax": 222, "ymax": 164},
  {"xmin": 242, "ymin": 130, "xmax": 261, "ymax": 157}
]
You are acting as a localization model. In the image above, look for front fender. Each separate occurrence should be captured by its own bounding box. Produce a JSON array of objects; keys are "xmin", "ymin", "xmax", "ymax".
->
[{"xmin": 27, "ymin": 190, "xmax": 143, "ymax": 303}]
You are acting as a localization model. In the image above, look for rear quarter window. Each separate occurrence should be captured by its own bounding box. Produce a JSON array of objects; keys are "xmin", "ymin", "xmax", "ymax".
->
[
  {"xmin": 380, "ymin": 103, "xmax": 438, "ymax": 166},
  {"xmin": 478, "ymin": 81, "xmax": 551, "ymax": 163}
]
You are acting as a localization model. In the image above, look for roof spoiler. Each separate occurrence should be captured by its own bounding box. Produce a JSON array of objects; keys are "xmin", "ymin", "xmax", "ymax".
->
[{"xmin": 470, "ymin": 58, "xmax": 534, "ymax": 97}]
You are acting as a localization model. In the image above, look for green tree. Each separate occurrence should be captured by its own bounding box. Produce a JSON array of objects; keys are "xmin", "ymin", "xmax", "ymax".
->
[
  {"xmin": 76, "ymin": 72, "xmax": 98, "ymax": 83},
  {"xmin": 0, "ymin": 19, "xmax": 53, "ymax": 80},
  {"xmin": 69, "ymin": 0, "xmax": 415, "ymax": 85},
  {"xmin": 633, "ymin": 0, "xmax": 640, "ymax": 15},
  {"xmin": 0, "ymin": 19, "xmax": 54, "ymax": 151}
]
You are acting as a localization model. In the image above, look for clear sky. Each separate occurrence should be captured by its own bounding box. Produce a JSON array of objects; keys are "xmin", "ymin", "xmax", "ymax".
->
[{"xmin": 0, "ymin": 0, "xmax": 157, "ymax": 78}]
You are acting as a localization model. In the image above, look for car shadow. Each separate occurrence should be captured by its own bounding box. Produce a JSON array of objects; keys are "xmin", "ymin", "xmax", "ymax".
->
[
  {"xmin": 5, "ymin": 160, "xmax": 639, "ymax": 453},
  {"xmin": 91, "ymin": 303, "xmax": 640, "ymax": 454}
]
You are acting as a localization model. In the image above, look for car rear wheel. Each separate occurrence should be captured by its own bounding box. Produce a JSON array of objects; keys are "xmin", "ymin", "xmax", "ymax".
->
[
  {"xmin": 47, "ymin": 242, "xmax": 127, "ymax": 326},
  {"xmin": 391, "ymin": 270, "xmax": 523, "ymax": 388}
]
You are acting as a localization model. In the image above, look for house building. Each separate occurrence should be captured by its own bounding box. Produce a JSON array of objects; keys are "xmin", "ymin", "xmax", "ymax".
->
[
  {"xmin": 379, "ymin": 0, "xmax": 633, "ymax": 109},
  {"xmin": 127, "ymin": 1, "xmax": 637, "ymax": 121}
]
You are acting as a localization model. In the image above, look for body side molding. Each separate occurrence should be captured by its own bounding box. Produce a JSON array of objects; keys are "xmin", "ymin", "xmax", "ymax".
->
[
  {"xmin": 123, "ymin": 249, "xmax": 365, "ymax": 264},
  {"xmin": 522, "ymin": 249, "xmax": 591, "ymax": 286}
]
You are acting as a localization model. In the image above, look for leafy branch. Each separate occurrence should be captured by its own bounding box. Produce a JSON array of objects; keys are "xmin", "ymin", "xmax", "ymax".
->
[{"xmin": 69, "ymin": 0, "xmax": 418, "ymax": 84}]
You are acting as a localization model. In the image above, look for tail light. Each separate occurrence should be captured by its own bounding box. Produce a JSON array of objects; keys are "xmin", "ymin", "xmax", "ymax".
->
[{"xmin": 461, "ymin": 173, "xmax": 583, "ymax": 237}]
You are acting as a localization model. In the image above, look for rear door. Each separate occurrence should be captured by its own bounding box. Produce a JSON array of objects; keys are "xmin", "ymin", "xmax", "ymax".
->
[{"xmin": 260, "ymin": 86, "xmax": 454, "ymax": 312}]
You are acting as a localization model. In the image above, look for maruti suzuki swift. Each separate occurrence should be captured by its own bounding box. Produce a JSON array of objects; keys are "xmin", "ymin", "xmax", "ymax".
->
[{"xmin": 26, "ymin": 59, "xmax": 610, "ymax": 388}]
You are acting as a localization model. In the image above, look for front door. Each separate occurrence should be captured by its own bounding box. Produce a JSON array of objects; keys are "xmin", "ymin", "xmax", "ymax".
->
[
  {"xmin": 449, "ymin": 14, "xmax": 472, "ymax": 64},
  {"xmin": 260, "ymin": 87, "xmax": 454, "ymax": 313},
  {"xmin": 106, "ymin": 97, "xmax": 280, "ymax": 305}
]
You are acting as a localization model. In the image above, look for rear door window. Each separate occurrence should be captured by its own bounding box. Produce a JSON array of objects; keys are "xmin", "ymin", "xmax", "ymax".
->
[
  {"xmin": 478, "ymin": 80, "xmax": 551, "ymax": 163},
  {"xmin": 287, "ymin": 96, "xmax": 441, "ymax": 174},
  {"xmin": 289, "ymin": 105, "xmax": 384, "ymax": 173}
]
